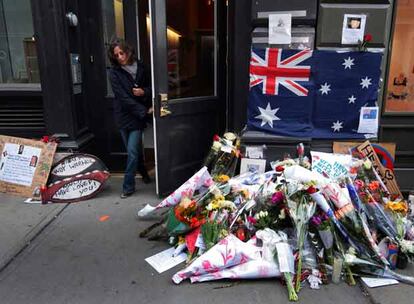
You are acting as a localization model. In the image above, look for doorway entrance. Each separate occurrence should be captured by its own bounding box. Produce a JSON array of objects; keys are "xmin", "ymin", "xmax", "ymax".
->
[{"xmin": 96, "ymin": 0, "xmax": 227, "ymax": 195}]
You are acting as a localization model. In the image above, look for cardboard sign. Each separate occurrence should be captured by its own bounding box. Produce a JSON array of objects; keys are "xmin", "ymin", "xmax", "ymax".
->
[
  {"xmin": 45, "ymin": 171, "xmax": 110, "ymax": 203},
  {"xmin": 0, "ymin": 135, "xmax": 56, "ymax": 199},
  {"xmin": 45, "ymin": 154, "xmax": 110, "ymax": 203},
  {"xmin": 49, "ymin": 153, "xmax": 108, "ymax": 184},
  {"xmin": 355, "ymin": 141, "xmax": 402, "ymax": 198},
  {"xmin": 333, "ymin": 142, "xmax": 396, "ymax": 170}
]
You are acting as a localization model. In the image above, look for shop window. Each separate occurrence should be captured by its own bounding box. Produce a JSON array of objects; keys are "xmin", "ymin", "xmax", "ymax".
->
[
  {"xmin": 384, "ymin": 0, "xmax": 414, "ymax": 114},
  {"xmin": 0, "ymin": 0, "xmax": 39, "ymax": 85},
  {"xmin": 102, "ymin": 0, "xmax": 125, "ymax": 96},
  {"xmin": 166, "ymin": 0, "xmax": 215, "ymax": 99}
]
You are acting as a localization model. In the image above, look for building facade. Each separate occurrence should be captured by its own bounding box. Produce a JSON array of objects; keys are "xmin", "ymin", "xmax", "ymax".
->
[{"xmin": 0, "ymin": 0, "xmax": 413, "ymax": 193}]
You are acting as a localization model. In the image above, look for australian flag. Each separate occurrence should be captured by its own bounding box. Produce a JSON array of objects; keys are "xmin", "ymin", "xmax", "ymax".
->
[{"xmin": 247, "ymin": 48, "xmax": 382, "ymax": 139}]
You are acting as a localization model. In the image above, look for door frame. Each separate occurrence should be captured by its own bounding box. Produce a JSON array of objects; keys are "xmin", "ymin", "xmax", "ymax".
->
[{"xmin": 148, "ymin": 0, "xmax": 227, "ymax": 195}]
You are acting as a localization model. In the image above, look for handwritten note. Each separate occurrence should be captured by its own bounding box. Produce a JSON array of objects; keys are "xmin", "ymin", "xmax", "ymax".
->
[{"xmin": 145, "ymin": 247, "xmax": 187, "ymax": 274}]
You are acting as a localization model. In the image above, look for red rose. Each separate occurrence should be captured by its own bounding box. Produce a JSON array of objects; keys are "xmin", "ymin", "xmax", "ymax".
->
[
  {"xmin": 213, "ymin": 134, "xmax": 220, "ymax": 141},
  {"xmin": 364, "ymin": 34, "xmax": 372, "ymax": 42},
  {"xmin": 275, "ymin": 166, "xmax": 285, "ymax": 172},
  {"xmin": 306, "ymin": 186, "xmax": 318, "ymax": 194},
  {"xmin": 41, "ymin": 136, "xmax": 49, "ymax": 143}
]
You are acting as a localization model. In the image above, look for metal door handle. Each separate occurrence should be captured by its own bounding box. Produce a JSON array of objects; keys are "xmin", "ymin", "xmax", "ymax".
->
[
  {"xmin": 160, "ymin": 106, "xmax": 172, "ymax": 117},
  {"xmin": 159, "ymin": 93, "xmax": 171, "ymax": 117}
]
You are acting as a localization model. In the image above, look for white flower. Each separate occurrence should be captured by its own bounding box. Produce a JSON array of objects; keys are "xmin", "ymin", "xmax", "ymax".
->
[
  {"xmin": 400, "ymin": 240, "xmax": 414, "ymax": 254},
  {"xmin": 345, "ymin": 253, "xmax": 357, "ymax": 265},
  {"xmin": 223, "ymin": 132, "xmax": 237, "ymax": 142},
  {"xmin": 212, "ymin": 141, "xmax": 222, "ymax": 150}
]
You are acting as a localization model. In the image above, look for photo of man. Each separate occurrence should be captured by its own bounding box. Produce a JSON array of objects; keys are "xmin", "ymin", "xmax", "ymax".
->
[
  {"xmin": 29, "ymin": 155, "xmax": 38, "ymax": 167},
  {"xmin": 347, "ymin": 17, "xmax": 362, "ymax": 29}
]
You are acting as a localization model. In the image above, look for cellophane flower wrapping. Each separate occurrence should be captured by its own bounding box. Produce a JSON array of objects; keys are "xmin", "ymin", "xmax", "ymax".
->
[
  {"xmin": 138, "ymin": 166, "xmax": 213, "ymax": 217},
  {"xmin": 172, "ymin": 234, "xmax": 260, "ymax": 284}
]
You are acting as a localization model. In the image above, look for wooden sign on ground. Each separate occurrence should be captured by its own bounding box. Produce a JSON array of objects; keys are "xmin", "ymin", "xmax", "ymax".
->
[{"xmin": 0, "ymin": 135, "xmax": 57, "ymax": 198}]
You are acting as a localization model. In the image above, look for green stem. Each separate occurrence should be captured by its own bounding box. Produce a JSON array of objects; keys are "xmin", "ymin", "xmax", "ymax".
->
[
  {"xmin": 295, "ymin": 251, "xmax": 302, "ymax": 292},
  {"xmin": 345, "ymin": 266, "xmax": 356, "ymax": 286},
  {"xmin": 285, "ymin": 272, "xmax": 298, "ymax": 302}
]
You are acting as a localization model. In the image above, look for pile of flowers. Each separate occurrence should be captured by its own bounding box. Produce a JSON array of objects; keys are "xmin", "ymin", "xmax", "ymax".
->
[{"xmin": 139, "ymin": 135, "xmax": 414, "ymax": 301}]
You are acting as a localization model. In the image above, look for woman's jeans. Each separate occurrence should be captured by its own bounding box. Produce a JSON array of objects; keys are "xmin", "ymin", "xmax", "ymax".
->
[{"xmin": 120, "ymin": 129, "xmax": 146, "ymax": 193}]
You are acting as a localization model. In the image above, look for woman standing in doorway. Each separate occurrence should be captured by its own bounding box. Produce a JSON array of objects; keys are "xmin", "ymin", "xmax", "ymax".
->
[{"xmin": 108, "ymin": 39, "xmax": 152, "ymax": 198}]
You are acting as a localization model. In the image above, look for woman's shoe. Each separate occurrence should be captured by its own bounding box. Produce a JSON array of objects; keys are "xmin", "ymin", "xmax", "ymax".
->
[
  {"xmin": 120, "ymin": 191, "xmax": 135, "ymax": 199},
  {"xmin": 142, "ymin": 175, "xmax": 151, "ymax": 184}
]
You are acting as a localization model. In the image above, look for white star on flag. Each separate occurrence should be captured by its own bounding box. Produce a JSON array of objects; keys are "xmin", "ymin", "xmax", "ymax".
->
[
  {"xmin": 348, "ymin": 95, "xmax": 356, "ymax": 104},
  {"xmin": 331, "ymin": 120, "xmax": 343, "ymax": 132},
  {"xmin": 342, "ymin": 57, "xmax": 355, "ymax": 69},
  {"xmin": 319, "ymin": 83, "xmax": 331, "ymax": 95},
  {"xmin": 255, "ymin": 103, "xmax": 280, "ymax": 128},
  {"xmin": 360, "ymin": 77, "xmax": 372, "ymax": 89}
]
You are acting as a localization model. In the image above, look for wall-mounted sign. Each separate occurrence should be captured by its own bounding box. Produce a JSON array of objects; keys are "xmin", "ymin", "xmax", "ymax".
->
[
  {"xmin": 269, "ymin": 13, "xmax": 292, "ymax": 45},
  {"xmin": 342, "ymin": 14, "xmax": 366, "ymax": 45},
  {"xmin": 0, "ymin": 135, "xmax": 57, "ymax": 198}
]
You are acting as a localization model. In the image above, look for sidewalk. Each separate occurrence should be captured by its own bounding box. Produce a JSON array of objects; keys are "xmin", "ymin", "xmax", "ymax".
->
[{"xmin": 0, "ymin": 177, "xmax": 412, "ymax": 303}]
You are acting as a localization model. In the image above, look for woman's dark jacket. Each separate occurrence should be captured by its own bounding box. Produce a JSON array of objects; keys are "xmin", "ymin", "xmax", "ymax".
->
[{"xmin": 109, "ymin": 60, "xmax": 152, "ymax": 131}]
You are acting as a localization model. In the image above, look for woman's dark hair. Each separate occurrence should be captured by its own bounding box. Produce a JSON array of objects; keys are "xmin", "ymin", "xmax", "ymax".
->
[{"xmin": 107, "ymin": 39, "xmax": 137, "ymax": 67}]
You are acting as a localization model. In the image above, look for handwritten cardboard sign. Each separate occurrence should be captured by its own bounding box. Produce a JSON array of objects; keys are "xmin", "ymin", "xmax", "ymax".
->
[
  {"xmin": 355, "ymin": 141, "xmax": 402, "ymax": 198},
  {"xmin": 333, "ymin": 142, "xmax": 396, "ymax": 159},
  {"xmin": 44, "ymin": 153, "xmax": 110, "ymax": 203},
  {"xmin": 48, "ymin": 153, "xmax": 108, "ymax": 184},
  {"xmin": 45, "ymin": 171, "xmax": 110, "ymax": 203},
  {"xmin": 0, "ymin": 135, "xmax": 56, "ymax": 198}
]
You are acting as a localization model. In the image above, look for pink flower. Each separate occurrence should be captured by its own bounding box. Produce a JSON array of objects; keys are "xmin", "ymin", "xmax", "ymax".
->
[
  {"xmin": 271, "ymin": 191, "xmax": 284, "ymax": 204},
  {"xmin": 247, "ymin": 216, "xmax": 257, "ymax": 224},
  {"xmin": 204, "ymin": 178, "xmax": 214, "ymax": 187},
  {"xmin": 354, "ymin": 179, "xmax": 364, "ymax": 191}
]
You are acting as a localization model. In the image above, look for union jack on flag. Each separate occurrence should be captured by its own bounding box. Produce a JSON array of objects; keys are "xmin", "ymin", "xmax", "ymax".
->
[
  {"xmin": 250, "ymin": 48, "xmax": 312, "ymax": 96},
  {"xmin": 247, "ymin": 48, "xmax": 383, "ymax": 139}
]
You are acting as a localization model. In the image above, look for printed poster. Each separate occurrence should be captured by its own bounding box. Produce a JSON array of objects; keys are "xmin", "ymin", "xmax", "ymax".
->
[
  {"xmin": 269, "ymin": 14, "xmax": 292, "ymax": 45},
  {"xmin": 358, "ymin": 106, "xmax": 379, "ymax": 134},
  {"xmin": 0, "ymin": 143, "xmax": 41, "ymax": 186},
  {"xmin": 342, "ymin": 14, "xmax": 367, "ymax": 45}
]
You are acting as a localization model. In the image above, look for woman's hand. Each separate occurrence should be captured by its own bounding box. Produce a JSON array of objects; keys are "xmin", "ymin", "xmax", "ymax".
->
[
  {"xmin": 147, "ymin": 107, "xmax": 154, "ymax": 114},
  {"xmin": 132, "ymin": 88, "xmax": 145, "ymax": 96}
]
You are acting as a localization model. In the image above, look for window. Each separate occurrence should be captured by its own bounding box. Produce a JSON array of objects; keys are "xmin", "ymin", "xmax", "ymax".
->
[
  {"xmin": 166, "ymin": 0, "xmax": 216, "ymax": 99},
  {"xmin": 0, "ymin": 0, "xmax": 39, "ymax": 85},
  {"xmin": 384, "ymin": 0, "xmax": 414, "ymax": 113},
  {"xmin": 102, "ymin": 0, "xmax": 125, "ymax": 95}
]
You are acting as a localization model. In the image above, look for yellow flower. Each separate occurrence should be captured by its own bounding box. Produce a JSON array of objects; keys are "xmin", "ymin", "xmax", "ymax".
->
[
  {"xmin": 217, "ymin": 175, "xmax": 230, "ymax": 183},
  {"xmin": 385, "ymin": 201, "xmax": 408, "ymax": 214}
]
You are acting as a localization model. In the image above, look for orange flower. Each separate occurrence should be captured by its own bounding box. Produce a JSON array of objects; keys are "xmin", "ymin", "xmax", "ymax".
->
[{"xmin": 368, "ymin": 181, "xmax": 380, "ymax": 192}]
